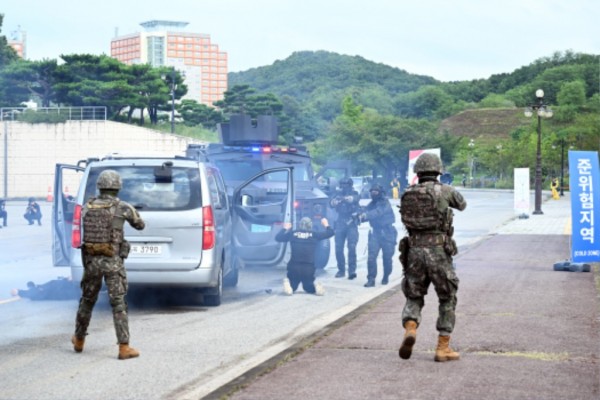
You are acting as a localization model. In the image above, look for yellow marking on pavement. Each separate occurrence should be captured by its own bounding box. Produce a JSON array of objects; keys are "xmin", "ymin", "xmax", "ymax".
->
[
  {"xmin": 0, "ymin": 296, "xmax": 21, "ymax": 305},
  {"xmin": 474, "ymin": 351, "xmax": 569, "ymax": 361},
  {"xmin": 564, "ymin": 217, "xmax": 572, "ymax": 234}
]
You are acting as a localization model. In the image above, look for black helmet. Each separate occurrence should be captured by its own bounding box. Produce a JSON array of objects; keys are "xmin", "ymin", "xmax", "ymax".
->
[
  {"xmin": 339, "ymin": 177, "xmax": 353, "ymax": 187},
  {"xmin": 369, "ymin": 184, "xmax": 384, "ymax": 198},
  {"xmin": 413, "ymin": 153, "xmax": 443, "ymax": 175}
]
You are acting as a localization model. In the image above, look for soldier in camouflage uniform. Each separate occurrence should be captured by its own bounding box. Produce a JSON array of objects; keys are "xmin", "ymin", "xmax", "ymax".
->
[
  {"xmin": 71, "ymin": 170, "xmax": 145, "ymax": 360},
  {"xmin": 398, "ymin": 153, "xmax": 467, "ymax": 362}
]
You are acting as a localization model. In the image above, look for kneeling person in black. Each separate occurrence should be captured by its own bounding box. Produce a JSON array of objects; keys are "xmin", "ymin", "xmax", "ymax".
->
[{"xmin": 276, "ymin": 217, "xmax": 334, "ymax": 295}]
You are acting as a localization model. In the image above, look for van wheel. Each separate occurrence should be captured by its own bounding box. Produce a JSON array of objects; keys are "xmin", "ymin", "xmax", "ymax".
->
[
  {"xmin": 223, "ymin": 256, "xmax": 239, "ymax": 288},
  {"xmin": 203, "ymin": 267, "xmax": 223, "ymax": 306}
]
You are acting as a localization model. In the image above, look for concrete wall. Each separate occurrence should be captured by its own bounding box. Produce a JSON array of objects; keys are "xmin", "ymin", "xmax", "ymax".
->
[{"xmin": 0, "ymin": 120, "xmax": 203, "ymax": 199}]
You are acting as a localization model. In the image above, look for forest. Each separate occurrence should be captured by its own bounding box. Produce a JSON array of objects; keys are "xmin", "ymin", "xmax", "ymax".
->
[{"xmin": 1, "ymin": 14, "xmax": 598, "ymax": 188}]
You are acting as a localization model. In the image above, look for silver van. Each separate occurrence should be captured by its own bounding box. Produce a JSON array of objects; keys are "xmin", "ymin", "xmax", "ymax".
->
[{"xmin": 52, "ymin": 154, "xmax": 293, "ymax": 306}]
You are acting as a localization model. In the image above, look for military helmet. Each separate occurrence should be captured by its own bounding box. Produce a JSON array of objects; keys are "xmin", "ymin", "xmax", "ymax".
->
[
  {"xmin": 299, "ymin": 217, "xmax": 313, "ymax": 231},
  {"xmin": 413, "ymin": 153, "xmax": 443, "ymax": 175},
  {"xmin": 339, "ymin": 177, "xmax": 353, "ymax": 187},
  {"xmin": 96, "ymin": 169, "xmax": 122, "ymax": 190},
  {"xmin": 28, "ymin": 197, "xmax": 35, "ymax": 202}
]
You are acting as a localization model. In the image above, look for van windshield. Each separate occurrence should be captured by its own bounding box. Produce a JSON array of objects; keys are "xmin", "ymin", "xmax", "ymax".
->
[{"xmin": 85, "ymin": 166, "xmax": 201, "ymax": 211}]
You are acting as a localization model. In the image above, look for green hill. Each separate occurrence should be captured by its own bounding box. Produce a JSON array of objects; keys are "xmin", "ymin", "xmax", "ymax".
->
[{"xmin": 439, "ymin": 108, "xmax": 530, "ymax": 143}]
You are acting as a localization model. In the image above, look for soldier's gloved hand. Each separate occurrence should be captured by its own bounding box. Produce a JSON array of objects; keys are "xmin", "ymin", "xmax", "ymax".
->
[
  {"xmin": 331, "ymin": 199, "xmax": 340, "ymax": 206},
  {"xmin": 344, "ymin": 196, "xmax": 354, "ymax": 202}
]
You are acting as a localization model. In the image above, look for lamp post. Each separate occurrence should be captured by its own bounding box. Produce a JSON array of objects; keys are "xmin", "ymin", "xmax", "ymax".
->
[
  {"xmin": 468, "ymin": 139, "xmax": 475, "ymax": 187},
  {"xmin": 558, "ymin": 139, "xmax": 565, "ymax": 196},
  {"xmin": 524, "ymin": 89, "xmax": 553, "ymax": 215},
  {"xmin": 162, "ymin": 69, "xmax": 177, "ymax": 134}
]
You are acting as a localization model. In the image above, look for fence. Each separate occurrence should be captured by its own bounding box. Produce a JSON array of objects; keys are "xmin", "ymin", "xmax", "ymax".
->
[{"xmin": 0, "ymin": 107, "xmax": 107, "ymax": 121}]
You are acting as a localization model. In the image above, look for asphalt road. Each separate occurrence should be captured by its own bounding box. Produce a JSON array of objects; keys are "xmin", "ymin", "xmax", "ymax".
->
[{"xmin": 0, "ymin": 190, "xmax": 527, "ymax": 399}]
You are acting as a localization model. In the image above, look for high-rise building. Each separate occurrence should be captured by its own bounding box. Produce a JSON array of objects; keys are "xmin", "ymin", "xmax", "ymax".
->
[
  {"xmin": 111, "ymin": 20, "xmax": 227, "ymax": 106},
  {"xmin": 8, "ymin": 27, "xmax": 26, "ymax": 59}
]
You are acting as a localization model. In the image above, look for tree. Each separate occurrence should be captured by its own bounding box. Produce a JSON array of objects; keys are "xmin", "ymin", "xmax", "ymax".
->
[
  {"xmin": 0, "ymin": 14, "xmax": 18, "ymax": 68},
  {"xmin": 316, "ymin": 99, "xmax": 437, "ymax": 185},
  {"xmin": 2, "ymin": 59, "xmax": 58, "ymax": 106},
  {"xmin": 179, "ymin": 99, "xmax": 223, "ymax": 129},
  {"xmin": 0, "ymin": 14, "xmax": 21, "ymax": 106},
  {"xmin": 53, "ymin": 54, "xmax": 135, "ymax": 118},
  {"xmin": 554, "ymin": 80, "xmax": 586, "ymax": 123},
  {"xmin": 213, "ymin": 84, "xmax": 257, "ymax": 116}
]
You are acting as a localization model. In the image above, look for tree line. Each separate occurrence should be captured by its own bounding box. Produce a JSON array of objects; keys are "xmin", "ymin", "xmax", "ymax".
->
[{"xmin": 1, "ymin": 14, "xmax": 598, "ymax": 189}]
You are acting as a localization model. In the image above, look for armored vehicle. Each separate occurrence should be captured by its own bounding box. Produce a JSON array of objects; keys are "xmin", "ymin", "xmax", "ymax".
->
[{"xmin": 186, "ymin": 115, "xmax": 337, "ymax": 270}]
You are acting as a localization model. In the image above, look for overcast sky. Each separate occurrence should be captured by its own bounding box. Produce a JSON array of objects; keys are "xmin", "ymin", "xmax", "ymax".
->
[{"xmin": 2, "ymin": 0, "xmax": 598, "ymax": 82}]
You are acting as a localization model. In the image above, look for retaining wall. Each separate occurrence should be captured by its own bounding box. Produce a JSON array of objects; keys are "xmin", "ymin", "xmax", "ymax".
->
[{"xmin": 0, "ymin": 120, "xmax": 203, "ymax": 199}]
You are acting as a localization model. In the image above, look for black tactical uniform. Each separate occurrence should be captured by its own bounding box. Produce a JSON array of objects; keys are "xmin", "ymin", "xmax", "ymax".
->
[
  {"xmin": 275, "ymin": 217, "xmax": 334, "ymax": 294},
  {"xmin": 360, "ymin": 184, "xmax": 397, "ymax": 287},
  {"xmin": 330, "ymin": 177, "xmax": 360, "ymax": 279}
]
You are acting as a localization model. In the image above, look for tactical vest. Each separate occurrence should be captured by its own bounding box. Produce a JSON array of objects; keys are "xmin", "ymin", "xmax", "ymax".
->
[
  {"xmin": 400, "ymin": 183, "xmax": 445, "ymax": 231},
  {"xmin": 83, "ymin": 198, "xmax": 117, "ymax": 256}
]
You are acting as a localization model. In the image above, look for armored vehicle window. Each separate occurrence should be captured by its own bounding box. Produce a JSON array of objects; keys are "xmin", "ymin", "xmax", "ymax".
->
[
  {"xmin": 85, "ymin": 166, "xmax": 201, "ymax": 211},
  {"xmin": 214, "ymin": 160, "xmax": 264, "ymax": 181}
]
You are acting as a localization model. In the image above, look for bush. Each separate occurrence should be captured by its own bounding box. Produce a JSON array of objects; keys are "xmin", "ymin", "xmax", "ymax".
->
[{"xmin": 16, "ymin": 110, "xmax": 68, "ymax": 124}]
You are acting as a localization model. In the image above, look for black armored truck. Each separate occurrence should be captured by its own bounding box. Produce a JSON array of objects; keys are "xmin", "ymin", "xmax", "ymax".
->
[{"xmin": 186, "ymin": 115, "xmax": 338, "ymax": 271}]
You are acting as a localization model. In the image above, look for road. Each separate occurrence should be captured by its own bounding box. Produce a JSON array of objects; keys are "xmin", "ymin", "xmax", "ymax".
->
[{"xmin": 0, "ymin": 190, "xmax": 519, "ymax": 399}]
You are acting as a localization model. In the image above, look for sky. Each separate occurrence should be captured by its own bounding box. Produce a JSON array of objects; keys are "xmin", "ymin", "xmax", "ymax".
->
[{"xmin": 2, "ymin": 0, "xmax": 599, "ymax": 82}]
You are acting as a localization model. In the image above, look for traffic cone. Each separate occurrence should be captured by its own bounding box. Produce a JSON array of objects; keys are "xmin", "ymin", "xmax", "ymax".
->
[{"xmin": 46, "ymin": 186, "xmax": 53, "ymax": 202}]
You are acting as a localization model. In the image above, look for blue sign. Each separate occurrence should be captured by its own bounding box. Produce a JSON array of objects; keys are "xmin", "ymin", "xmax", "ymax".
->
[{"xmin": 569, "ymin": 151, "xmax": 600, "ymax": 262}]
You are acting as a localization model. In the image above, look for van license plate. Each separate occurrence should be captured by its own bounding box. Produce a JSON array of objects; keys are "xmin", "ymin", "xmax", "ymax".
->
[
  {"xmin": 131, "ymin": 245, "xmax": 163, "ymax": 255},
  {"xmin": 251, "ymin": 224, "xmax": 271, "ymax": 233}
]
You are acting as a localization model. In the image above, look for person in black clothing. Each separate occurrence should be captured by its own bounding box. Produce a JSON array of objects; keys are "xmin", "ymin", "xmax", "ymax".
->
[
  {"xmin": 11, "ymin": 277, "xmax": 80, "ymax": 300},
  {"xmin": 359, "ymin": 184, "xmax": 398, "ymax": 287},
  {"xmin": 24, "ymin": 197, "xmax": 42, "ymax": 225},
  {"xmin": 275, "ymin": 217, "xmax": 334, "ymax": 295},
  {"xmin": 0, "ymin": 199, "xmax": 7, "ymax": 227},
  {"xmin": 329, "ymin": 177, "xmax": 361, "ymax": 279}
]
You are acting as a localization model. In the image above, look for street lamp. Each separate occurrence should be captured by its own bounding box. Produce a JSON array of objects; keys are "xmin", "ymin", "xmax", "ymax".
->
[
  {"xmin": 162, "ymin": 69, "xmax": 177, "ymax": 134},
  {"xmin": 524, "ymin": 89, "xmax": 553, "ymax": 215},
  {"xmin": 468, "ymin": 139, "xmax": 475, "ymax": 187},
  {"xmin": 558, "ymin": 138, "xmax": 565, "ymax": 196}
]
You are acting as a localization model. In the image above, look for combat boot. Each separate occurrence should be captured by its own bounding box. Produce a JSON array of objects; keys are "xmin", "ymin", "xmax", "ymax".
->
[
  {"xmin": 398, "ymin": 320, "xmax": 417, "ymax": 359},
  {"xmin": 434, "ymin": 335, "xmax": 460, "ymax": 362},
  {"xmin": 118, "ymin": 344, "xmax": 140, "ymax": 360},
  {"xmin": 71, "ymin": 335, "xmax": 85, "ymax": 353}
]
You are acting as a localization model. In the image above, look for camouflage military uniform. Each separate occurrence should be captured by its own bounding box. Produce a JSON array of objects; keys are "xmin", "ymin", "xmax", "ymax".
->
[
  {"xmin": 400, "ymin": 178, "xmax": 466, "ymax": 336},
  {"xmin": 74, "ymin": 193, "xmax": 145, "ymax": 344}
]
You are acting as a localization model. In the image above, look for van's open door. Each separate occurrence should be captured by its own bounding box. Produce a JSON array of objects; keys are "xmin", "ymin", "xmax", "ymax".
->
[
  {"xmin": 52, "ymin": 164, "xmax": 84, "ymax": 266},
  {"xmin": 231, "ymin": 167, "xmax": 294, "ymax": 268}
]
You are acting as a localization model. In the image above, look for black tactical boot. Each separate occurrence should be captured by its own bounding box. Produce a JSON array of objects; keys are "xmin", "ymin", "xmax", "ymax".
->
[{"xmin": 364, "ymin": 280, "xmax": 375, "ymax": 287}]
